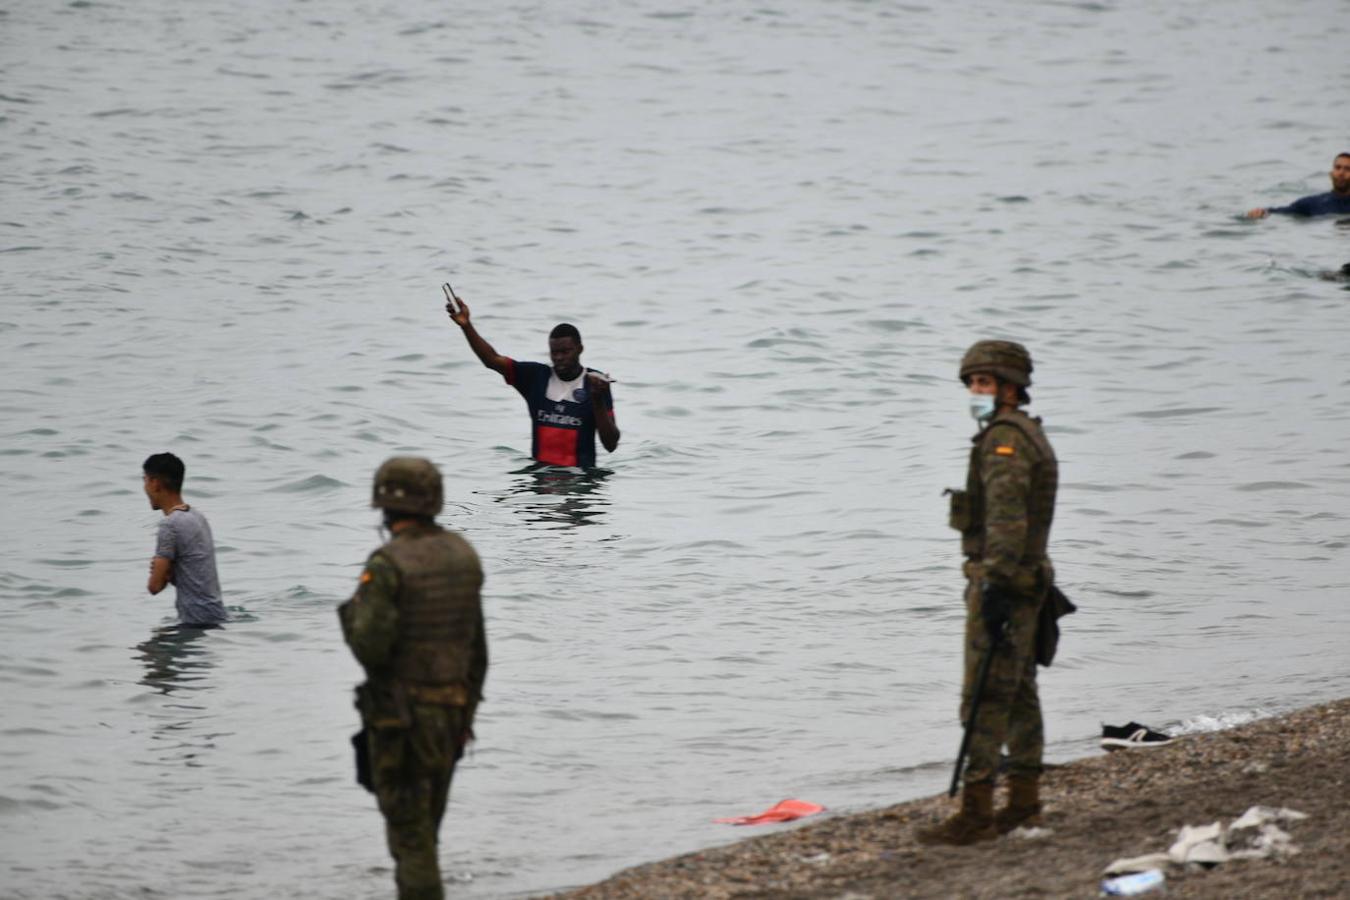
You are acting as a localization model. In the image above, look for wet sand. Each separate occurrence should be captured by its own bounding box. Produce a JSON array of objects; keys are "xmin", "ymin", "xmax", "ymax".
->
[{"xmin": 555, "ymin": 698, "xmax": 1350, "ymax": 899}]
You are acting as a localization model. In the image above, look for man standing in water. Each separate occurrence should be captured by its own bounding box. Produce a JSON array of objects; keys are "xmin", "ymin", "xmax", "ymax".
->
[
  {"xmin": 445, "ymin": 287, "xmax": 619, "ymax": 468},
  {"xmin": 142, "ymin": 452, "xmax": 227, "ymax": 627},
  {"xmin": 1245, "ymin": 152, "xmax": 1350, "ymax": 218},
  {"xmin": 917, "ymin": 341, "xmax": 1058, "ymax": 845},
  {"xmin": 339, "ymin": 457, "xmax": 488, "ymax": 900}
]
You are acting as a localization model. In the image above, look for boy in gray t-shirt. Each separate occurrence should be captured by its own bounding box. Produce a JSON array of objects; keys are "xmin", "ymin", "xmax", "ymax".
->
[{"xmin": 143, "ymin": 453, "xmax": 227, "ymax": 626}]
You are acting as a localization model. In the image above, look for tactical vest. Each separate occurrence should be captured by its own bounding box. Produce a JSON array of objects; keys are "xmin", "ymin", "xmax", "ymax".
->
[
  {"xmin": 958, "ymin": 409, "xmax": 1058, "ymax": 574},
  {"xmin": 376, "ymin": 524, "xmax": 484, "ymax": 688}
]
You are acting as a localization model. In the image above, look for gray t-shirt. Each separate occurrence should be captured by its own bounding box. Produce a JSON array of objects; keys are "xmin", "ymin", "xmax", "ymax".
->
[{"xmin": 155, "ymin": 507, "xmax": 227, "ymax": 625}]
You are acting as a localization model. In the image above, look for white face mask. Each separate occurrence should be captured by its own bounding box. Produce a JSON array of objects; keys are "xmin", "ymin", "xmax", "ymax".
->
[{"xmin": 969, "ymin": 392, "xmax": 996, "ymax": 423}]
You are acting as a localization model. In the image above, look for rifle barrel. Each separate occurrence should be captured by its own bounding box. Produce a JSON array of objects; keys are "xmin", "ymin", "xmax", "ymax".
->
[{"xmin": 948, "ymin": 638, "xmax": 1000, "ymax": 797}]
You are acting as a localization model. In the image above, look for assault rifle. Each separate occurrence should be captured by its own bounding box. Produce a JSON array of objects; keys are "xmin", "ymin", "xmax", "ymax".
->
[{"xmin": 947, "ymin": 627, "xmax": 1005, "ymax": 797}]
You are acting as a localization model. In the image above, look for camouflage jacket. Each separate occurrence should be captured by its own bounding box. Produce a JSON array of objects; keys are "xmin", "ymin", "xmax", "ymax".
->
[
  {"xmin": 951, "ymin": 408, "xmax": 1058, "ymax": 595},
  {"xmin": 338, "ymin": 523, "xmax": 488, "ymax": 719}
]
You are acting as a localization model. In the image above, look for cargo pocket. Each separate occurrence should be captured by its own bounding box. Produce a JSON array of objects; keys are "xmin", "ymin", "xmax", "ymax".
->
[{"xmin": 945, "ymin": 489, "xmax": 971, "ymax": 532}]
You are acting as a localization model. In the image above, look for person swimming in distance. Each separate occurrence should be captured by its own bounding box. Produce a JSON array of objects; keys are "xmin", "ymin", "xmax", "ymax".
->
[
  {"xmin": 1318, "ymin": 262, "xmax": 1350, "ymax": 282},
  {"xmin": 1246, "ymin": 153, "xmax": 1350, "ymax": 219}
]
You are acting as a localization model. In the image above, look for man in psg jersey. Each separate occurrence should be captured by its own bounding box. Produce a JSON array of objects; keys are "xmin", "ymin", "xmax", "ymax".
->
[{"xmin": 446, "ymin": 289, "xmax": 619, "ymax": 468}]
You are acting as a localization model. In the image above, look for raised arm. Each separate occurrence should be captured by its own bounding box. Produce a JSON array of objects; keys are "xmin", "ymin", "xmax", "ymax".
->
[{"xmin": 445, "ymin": 288, "xmax": 510, "ymax": 376}]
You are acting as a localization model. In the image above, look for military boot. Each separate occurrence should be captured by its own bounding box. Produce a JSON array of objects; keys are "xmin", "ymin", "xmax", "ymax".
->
[
  {"xmin": 995, "ymin": 774, "xmax": 1042, "ymax": 833},
  {"xmin": 915, "ymin": 781, "xmax": 997, "ymax": 845}
]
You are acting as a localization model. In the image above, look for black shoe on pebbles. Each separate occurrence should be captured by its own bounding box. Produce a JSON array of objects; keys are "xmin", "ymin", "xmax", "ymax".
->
[{"xmin": 1101, "ymin": 722, "xmax": 1174, "ymax": 751}]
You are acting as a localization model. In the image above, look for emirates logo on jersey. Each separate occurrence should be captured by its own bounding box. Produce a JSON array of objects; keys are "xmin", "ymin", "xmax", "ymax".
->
[{"xmin": 538, "ymin": 409, "xmax": 583, "ymax": 427}]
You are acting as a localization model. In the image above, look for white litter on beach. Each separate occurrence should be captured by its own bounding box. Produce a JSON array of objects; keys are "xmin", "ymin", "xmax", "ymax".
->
[
  {"xmin": 1169, "ymin": 821, "xmax": 1226, "ymax": 866},
  {"xmin": 1100, "ymin": 868, "xmax": 1166, "ymax": 896},
  {"xmin": 1103, "ymin": 853, "xmax": 1171, "ymax": 875},
  {"xmin": 1009, "ymin": 826, "xmax": 1054, "ymax": 840},
  {"xmin": 1104, "ymin": 805, "xmax": 1307, "ymax": 876},
  {"xmin": 1230, "ymin": 805, "xmax": 1307, "ymax": 830}
]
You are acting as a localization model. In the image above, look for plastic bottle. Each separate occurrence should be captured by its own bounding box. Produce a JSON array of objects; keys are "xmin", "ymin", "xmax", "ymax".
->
[{"xmin": 1100, "ymin": 868, "xmax": 1166, "ymax": 896}]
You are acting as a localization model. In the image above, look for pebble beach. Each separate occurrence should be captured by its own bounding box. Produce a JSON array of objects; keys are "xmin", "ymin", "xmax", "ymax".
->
[{"xmin": 557, "ymin": 698, "xmax": 1350, "ymax": 899}]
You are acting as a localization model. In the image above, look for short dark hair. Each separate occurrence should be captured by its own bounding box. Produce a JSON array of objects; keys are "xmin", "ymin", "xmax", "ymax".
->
[
  {"xmin": 1337, "ymin": 152, "xmax": 1350, "ymax": 162},
  {"xmin": 549, "ymin": 323, "xmax": 581, "ymax": 344},
  {"xmin": 143, "ymin": 452, "xmax": 185, "ymax": 492}
]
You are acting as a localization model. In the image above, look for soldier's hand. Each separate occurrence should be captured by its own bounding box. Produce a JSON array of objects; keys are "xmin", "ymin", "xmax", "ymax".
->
[{"xmin": 979, "ymin": 582, "xmax": 1013, "ymax": 644}]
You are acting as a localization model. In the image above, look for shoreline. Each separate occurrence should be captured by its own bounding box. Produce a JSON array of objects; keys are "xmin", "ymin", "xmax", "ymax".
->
[{"xmin": 553, "ymin": 697, "xmax": 1350, "ymax": 899}]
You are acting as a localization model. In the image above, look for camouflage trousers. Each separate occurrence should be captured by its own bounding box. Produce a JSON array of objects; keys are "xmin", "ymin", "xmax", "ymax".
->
[
  {"xmin": 959, "ymin": 577, "xmax": 1044, "ymax": 786},
  {"xmin": 368, "ymin": 704, "xmax": 471, "ymax": 900}
]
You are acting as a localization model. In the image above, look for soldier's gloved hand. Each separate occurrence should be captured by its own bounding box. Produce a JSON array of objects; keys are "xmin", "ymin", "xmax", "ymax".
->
[{"xmin": 979, "ymin": 582, "xmax": 1014, "ymax": 644}]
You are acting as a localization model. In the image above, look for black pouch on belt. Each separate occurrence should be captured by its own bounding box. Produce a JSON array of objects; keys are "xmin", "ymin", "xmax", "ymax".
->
[
  {"xmin": 351, "ymin": 728, "xmax": 373, "ymax": 792},
  {"xmin": 945, "ymin": 488, "xmax": 971, "ymax": 531},
  {"xmin": 1035, "ymin": 585, "xmax": 1077, "ymax": 667}
]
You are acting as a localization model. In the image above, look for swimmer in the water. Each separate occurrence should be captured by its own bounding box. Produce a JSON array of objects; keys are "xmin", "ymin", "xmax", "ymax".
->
[
  {"xmin": 1318, "ymin": 263, "xmax": 1350, "ymax": 283},
  {"xmin": 1246, "ymin": 153, "xmax": 1350, "ymax": 219}
]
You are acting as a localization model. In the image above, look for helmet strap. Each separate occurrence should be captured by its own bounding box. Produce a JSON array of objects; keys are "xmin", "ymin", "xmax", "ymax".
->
[{"xmin": 382, "ymin": 510, "xmax": 434, "ymax": 533}]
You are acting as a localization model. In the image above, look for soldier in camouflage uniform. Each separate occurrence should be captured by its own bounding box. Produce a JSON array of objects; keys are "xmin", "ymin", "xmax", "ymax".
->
[
  {"xmin": 339, "ymin": 457, "xmax": 489, "ymax": 900},
  {"xmin": 917, "ymin": 340, "xmax": 1058, "ymax": 845}
]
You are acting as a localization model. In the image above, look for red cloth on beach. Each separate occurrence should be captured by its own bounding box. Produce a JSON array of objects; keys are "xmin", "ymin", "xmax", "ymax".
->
[{"xmin": 714, "ymin": 799, "xmax": 825, "ymax": 826}]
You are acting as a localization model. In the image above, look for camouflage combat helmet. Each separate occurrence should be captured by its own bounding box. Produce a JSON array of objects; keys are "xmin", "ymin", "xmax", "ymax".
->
[
  {"xmin": 371, "ymin": 456, "xmax": 443, "ymax": 516},
  {"xmin": 959, "ymin": 340, "xmax": 1033, "ymax": 388}
]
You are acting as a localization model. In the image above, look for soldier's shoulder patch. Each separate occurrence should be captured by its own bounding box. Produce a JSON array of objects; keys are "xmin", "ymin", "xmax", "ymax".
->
[
  {"xmin": 994, "ymin": 445, "xmax": 1016, "ymax": 456},
  {"xmin": 360, "ymin": 570, "xmax": 373, "ymax": 584}
]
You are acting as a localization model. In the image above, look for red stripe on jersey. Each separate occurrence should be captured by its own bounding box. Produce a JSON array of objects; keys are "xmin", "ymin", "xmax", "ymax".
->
[{"xmin": 535, "ymin": 425, "xmax": 579, "ymax": 467}]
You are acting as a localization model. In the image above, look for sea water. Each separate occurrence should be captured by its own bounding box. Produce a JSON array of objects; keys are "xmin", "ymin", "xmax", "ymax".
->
[{"xmin": 2, "ymin": 1, "xmax": 1348, "ymax": 897}]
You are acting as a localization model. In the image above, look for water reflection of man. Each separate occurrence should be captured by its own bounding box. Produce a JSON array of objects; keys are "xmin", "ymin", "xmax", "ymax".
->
[
  {"xmin": 506, "ymin": 466, "xmax": 611, "ymax": 528},
  {"xmin": 1245, "ymin": 153, "xmax": 1350, "ymax": 218},
  {"xmin": 133, "ymin": 626, "xmax": 218, "ymax": 772},
  {"xmin": 445, "ymin": 288, "xmax": 620, "ymax": 468},
  {"xmin": 135, "ymin": 625, "xmax": 215, "ymax": 695}
]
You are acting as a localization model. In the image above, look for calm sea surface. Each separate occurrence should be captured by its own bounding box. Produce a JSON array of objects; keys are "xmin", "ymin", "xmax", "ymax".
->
[{"xmin": 2, "ymin": 1, "xmax": 1348, "ymax": 897}]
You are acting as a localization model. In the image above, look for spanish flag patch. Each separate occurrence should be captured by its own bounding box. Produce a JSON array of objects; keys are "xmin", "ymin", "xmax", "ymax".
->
[{"xmin": 994, "ymin": 445, "xmax": 1015, "ymax": 456}]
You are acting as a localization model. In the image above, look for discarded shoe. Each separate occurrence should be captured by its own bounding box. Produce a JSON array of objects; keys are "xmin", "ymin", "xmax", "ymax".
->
[{"xmin": 1102, "ymin": 722, "xmax": 1173, "ymax": 751}]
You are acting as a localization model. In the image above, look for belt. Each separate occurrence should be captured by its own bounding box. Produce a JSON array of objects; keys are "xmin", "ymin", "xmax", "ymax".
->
[{"xmin": 405, "ymin": 682, "xmax": 470, "ymax": 707}]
